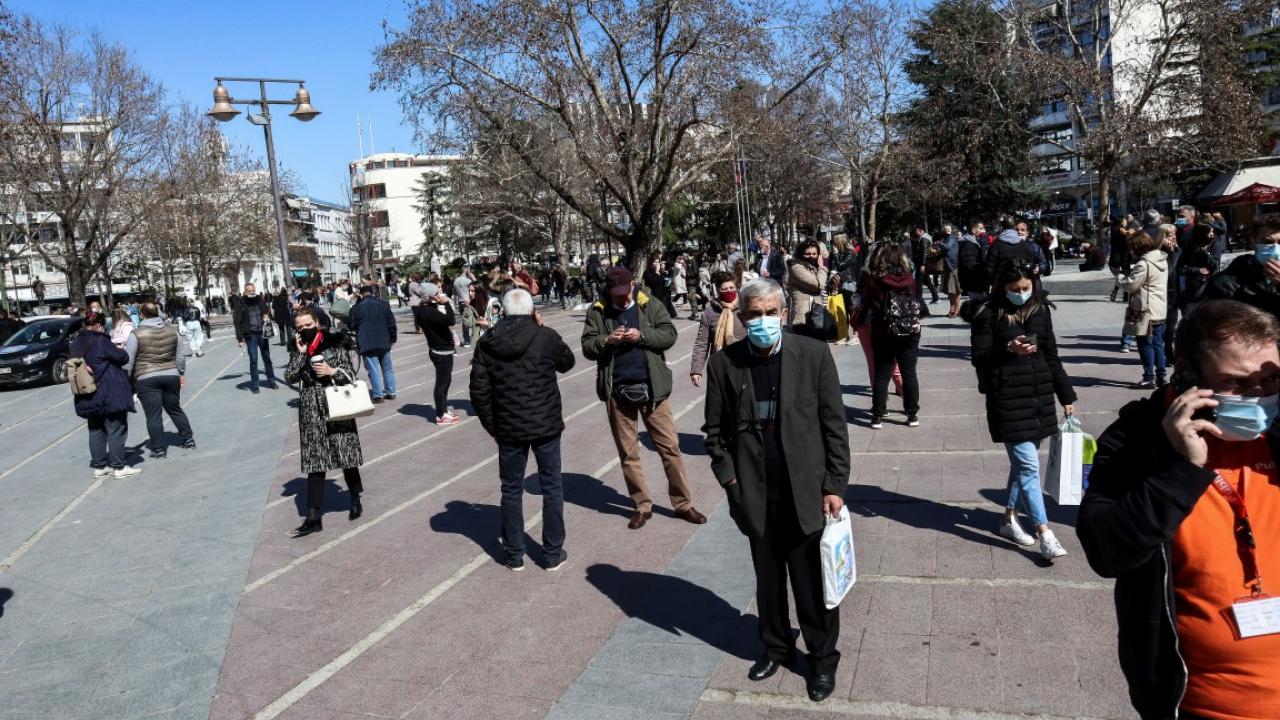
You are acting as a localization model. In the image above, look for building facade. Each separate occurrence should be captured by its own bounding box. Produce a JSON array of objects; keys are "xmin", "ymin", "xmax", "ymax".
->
[{"xmin": 347, "ymin": 152, "xmax": 465, "ymax": 275}]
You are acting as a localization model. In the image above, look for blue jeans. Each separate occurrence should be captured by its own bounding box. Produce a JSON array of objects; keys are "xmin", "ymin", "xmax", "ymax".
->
[
  {"xmin": 1004, "ymin": 440, "xmax": 1047, "ymax": 527},
  {"xmin": 1136, "ymin": 322, "xmax": 1167, "ymax": 383},
  {"xmin": 1121, "ymin": 334, "xmax": 1136, "ymax": 350},
  {"xmin": 244, "ymin": 334, "xmax": 276, "ymax": 389},
  {"xmin": 498, "ymin": 434, "xmax": 565, "ymax": 564},
  {"xmin": 362, "ymin": 350, "xmax": 397, "ymax": 398}
]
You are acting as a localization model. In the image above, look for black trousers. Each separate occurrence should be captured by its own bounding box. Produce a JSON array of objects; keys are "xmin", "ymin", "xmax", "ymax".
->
[
  {"xmin": 136, "ymin": 374, "xmax": 193, "ymax": 451},
  {"xmin": 871, "ymin": 332, "xmax": 920, "ymax": 417},
  {"xmin": 306, "ymin": 467, "xmax": 363, "ymax": 511},
  {"xmin": 749, "ymin": 499, "xmax": 840, "ymax": 675},
  {"xmin": 1164, "ymin": 300, "xmax": 1179, "ymax": 364},
  {"xmin": 429, "ymin": 351, "xmax": 453, "ymax": 417}
]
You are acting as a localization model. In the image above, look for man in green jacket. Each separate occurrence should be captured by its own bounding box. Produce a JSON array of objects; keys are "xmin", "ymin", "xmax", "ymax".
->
[{"xmin": 582, "ymin": 267, "xmax": 708, "ymax": 529}]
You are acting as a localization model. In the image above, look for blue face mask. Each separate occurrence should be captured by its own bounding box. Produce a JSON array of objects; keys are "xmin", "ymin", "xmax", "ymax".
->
[
  {"xmin": 1213, "ymin": 393, "xmax": 1280, "ymax": 442},
  {"xmin": 1006, "ymin": 289, "xmax": 1032, "ymax": 307},
  {"xmin": 1257, "ymin": 243, "xmax": 1280, "ymax": 265},
  {"xmin": 746, "ymin": 316, "xmax": 782, "ymax": 348},
  {"xmin": 1175, "ymin": 218, "xmax": 1188, "ymax": 227}
]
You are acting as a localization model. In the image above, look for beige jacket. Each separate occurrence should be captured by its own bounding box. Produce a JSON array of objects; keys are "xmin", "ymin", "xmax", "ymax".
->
[
  {"xmin": 1121, "ymin": 249, "xmax": 1168, "ymax": 335},
  {"xmin": 787, "ymin": 260, "xmax": 829, "ymax": 325}
]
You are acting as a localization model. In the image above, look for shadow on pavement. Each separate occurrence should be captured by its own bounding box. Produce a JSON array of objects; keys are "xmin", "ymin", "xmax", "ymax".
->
[
  {"xmin": 0, "ymin": 587, "xmax": 12, "ymax": 617},
  {"xmin": 585, "ymin": 564, "xmax": 757, "ymax": 661},
  {"xmin": 429, "ymin": 500, "xmax": 517, "ymax": 563},
  {"xmin": 281, "ymin": 475, "xmax": 359, "ymax": 518},
  {"xmin": 977, "ymin": 488, "xmax": 1079, "ymax": 528}
]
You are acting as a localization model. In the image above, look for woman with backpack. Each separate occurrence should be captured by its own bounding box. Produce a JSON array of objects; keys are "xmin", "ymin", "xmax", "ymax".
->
[
  {"xmin": 285, "ymin": 307, "xmax": 365, "ymax": 537},
  {"xmin": 861, "ymin": 242, "xmax": 921, "ymax": 429},
  {"xmin": 1120, "ymin": 226, "xmax": 1171, "ymax": 389},
  {"xmin": 71, "ymin": 311, "xmax": 140, "ymax": 479},
  {"xmin": 970, "ymin": 261, "xmax": 1075, "ymax": 560}
]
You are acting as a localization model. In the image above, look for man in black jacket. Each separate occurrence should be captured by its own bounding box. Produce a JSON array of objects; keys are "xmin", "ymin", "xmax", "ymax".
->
[
  {"xmin": 348, "ymin": 287, "xmax": 398, "ymax": 403},
  {"xmin": 702, "ymin": 278, "xmax": 851, "ymax": 703},
  {"xmin": 1208, "ymin": 220, "xmax": 1280, "ymax": 321},
  {"xmin": 470, "ymin": 289, "xmax": 575, "ymax": 572},
  {"xmin": 271, "ymin": 286, "xmax": 293, "ymax": 346},
  {"xmin": 1079, "ymin": 300, "xmax": 1280, "ymax": 720},
  {"xmin": 752, "ymin": 234, "xmax": 787, "ymax": 284},
  {"xmin": 232, "ymin": 283, "xmax": 277, "ymax": 394}
]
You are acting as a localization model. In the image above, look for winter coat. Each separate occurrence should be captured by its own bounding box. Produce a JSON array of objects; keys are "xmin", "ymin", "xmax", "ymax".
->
[
  {"xmin": 830, "ymin": 249, "xmax": 860, "ymax": 287},
  {"xmin": 581, "ymin": 291, "xmax": 677, "ymax": 405},
  {"xmin": 232, "ymin": 295, "xmax": 272, "ymax": 342},
  {"xmin": 70, "ymin": 330, "xmax": 134, "ymax": 418},
  {"xmin": 984, "ymin": 230, "xmax": 1045, "ymax": 288},
  {"xmin": 348, "ymin": 296, "xmax": 397, "ymax": 354},
  {"xmin": 284, "ymin": 331, "xmax": 363, "ymax": 474},
  {"xmin": 1175, "ymin": 248, "xmax": 1217, "ymax": 308},
  {"xmin": 417, "ymin": 302, "xmax": 457, "ymax": 352},
  {"xmin": 1208, "ymin": 253, "xmax": 1280, "ymax": 319},
  {"xmin": 1077, "ymin": 389, "xmax": 1233, "ymax": 720},
  {"xmin": 786, "ymin": 260, "xmax": 828, "ymax": 327},
  {"xmin": 271, "ymin": 292, "xmax": 292, "ymax": 325},
  {"xmin": 469, "ymin": 315, "xmax": 576, "ymax": 444},
  {"xmin": 1120, "ymin": 249, "xmax": 1168, "ymax": 336},
  {"xmin": 690, "ymin": 298, "xmax": 746, "ymax": 377},
  {"xmin": 861, "ymin": 271, "xmax": 918, "ymax": 335},
  {"xmin": 957, "ymin": 235, "xmax": 987, "ymax": 294},
  {"xmin": 970, "ymin": 299, "xmax": 1075, "ymax": 444}
]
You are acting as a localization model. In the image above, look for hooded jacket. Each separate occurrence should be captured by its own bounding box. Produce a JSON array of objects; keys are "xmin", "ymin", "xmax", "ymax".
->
[
  {"xmin": 957, "ymin": 233, "xmax": 988, "ymax": 294},
  {"xmin": 1121, "ymin": 249, "xmax": 1169, "ymax": 334},
  {"xmin": 985, "ymin": 230, "xmax": 1046, "ymax": 289},
  {"xmin": 581, "ymin": 291, "xmax": 677, "ymax": 405},
  {"xmin": 862, "ymin": 271, "xmax": 919, "ymax": 335},
  {"xmin": 469, "ymin": 315, "xmax": 575, "ymax": 443}
]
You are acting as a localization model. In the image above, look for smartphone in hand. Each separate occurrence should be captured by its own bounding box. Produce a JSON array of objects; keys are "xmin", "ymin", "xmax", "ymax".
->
[{"xmin": 1023, "ymin": 333, "xmax": 1038, "ymax": 347}]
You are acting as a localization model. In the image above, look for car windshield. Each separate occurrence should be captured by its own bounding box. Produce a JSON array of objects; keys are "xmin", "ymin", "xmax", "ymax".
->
[{"xmin": 3, "ymin": 321, "xmax": 69, "ymax": 347}]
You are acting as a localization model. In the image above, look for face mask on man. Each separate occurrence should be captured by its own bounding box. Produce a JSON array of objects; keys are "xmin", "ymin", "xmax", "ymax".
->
[
  {"xmin": 1257, "ymin": 243, "xmax": 1280, "ymax": 265},
  {"xmin": 1213, "ymin": 393, "xmax": 1280, "ymax": 442},
  {"xmin": 1006, "ymin": 289, "xmax": 1032, "ymax": 306},
  {"xmin": 1175, "ymin": 218, "xmax": 1188, "ymax": 227},
  {"xmin": 746, "ymin": 316, "xmax": 782, "ymax": 348}
]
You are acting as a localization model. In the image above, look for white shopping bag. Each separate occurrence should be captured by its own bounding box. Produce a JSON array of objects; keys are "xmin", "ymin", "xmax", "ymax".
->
[
  {"xmin": 820, "ymin": 506, "xmax": 857, "ymax": 609},
  {"xmin": 1045, "ymin": 416, "xmax": 1086, "ymax": 506}
]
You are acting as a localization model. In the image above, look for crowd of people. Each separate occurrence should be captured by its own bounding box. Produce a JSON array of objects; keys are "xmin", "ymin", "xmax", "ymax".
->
[{"xmin": 52, "ymin": 206, "xmax": 1280, "ymax": 716}]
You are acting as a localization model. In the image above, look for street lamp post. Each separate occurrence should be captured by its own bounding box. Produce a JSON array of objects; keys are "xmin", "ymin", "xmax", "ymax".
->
[{"xmin": 206, "ymin": 77, "xmax": 319, "ymax": 289}]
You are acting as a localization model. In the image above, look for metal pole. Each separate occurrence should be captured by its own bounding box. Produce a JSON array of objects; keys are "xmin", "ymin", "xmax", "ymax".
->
[{"xmin": 260, "ymin": 81, "xmax": 292, "ymax": 289}]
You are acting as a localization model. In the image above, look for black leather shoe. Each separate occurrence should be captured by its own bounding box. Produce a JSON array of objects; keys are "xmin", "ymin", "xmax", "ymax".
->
[
  {"xmin": 292, "ymin": 517, "xmax": 322, "ymax": 537},
  {"xmin": 747, "ymin": 657, "xmax": 783, "ymax": 682},
  {"xmin": 349, "ymin": 495, "xmax": 363, "ymax": 521},
  {"xmin": 807, "ymin": 672, "xmax": 835, "ymax": 702}
]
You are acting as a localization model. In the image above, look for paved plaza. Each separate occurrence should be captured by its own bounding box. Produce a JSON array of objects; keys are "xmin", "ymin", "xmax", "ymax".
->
[{"xmin": 0, "ymin": 289, "xmax": 1142, "ymax": 720}]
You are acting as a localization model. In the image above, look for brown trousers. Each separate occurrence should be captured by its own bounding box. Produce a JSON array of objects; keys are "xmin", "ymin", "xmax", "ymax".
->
[{"xmin": 606, "ymin": 397, "xmax": 693, "ymax": 512}]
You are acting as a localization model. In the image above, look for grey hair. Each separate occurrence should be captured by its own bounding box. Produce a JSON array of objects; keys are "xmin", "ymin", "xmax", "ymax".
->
[
  {"xmin": 738, "ymin": 278, "xmax": 785, "ymax": 309},
  {"xmin": 502, "ymin": 288, "xmax": 534, "ymax": 316},
  {"xmin": 1143, "ymin": 208, "xmax": 1163, "ymax": 227},
  {"xmin": 1178, "ymin": 205, "xmax": 1197, "ymax": 217}
]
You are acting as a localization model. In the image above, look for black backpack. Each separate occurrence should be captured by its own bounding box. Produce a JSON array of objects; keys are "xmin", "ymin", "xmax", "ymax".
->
[
  {"xmin": 183, "ymin": 307, "xmax": 200, "ymax": 323},
  {"xmin": 882, "ymin": 287, "xmax": 921, "ymax": 337}
]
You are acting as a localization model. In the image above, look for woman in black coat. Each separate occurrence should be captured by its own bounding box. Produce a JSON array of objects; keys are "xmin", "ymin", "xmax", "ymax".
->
[
  {"xmin": 70, "ymin": 312, "xmax": 139, "ymax": 478},
  {"xmin": 971, "ymin": 261, "xmax": 1076, "ymax": 561},
  {"xmin": 285, "ymin": 307, "xmax": 365, "ymax": 537}
]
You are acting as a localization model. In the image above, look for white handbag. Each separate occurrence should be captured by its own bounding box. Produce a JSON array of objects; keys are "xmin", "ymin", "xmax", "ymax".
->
[{"xmin": 323, "ymin": 368, "xmax": 375, "ymax": 422}]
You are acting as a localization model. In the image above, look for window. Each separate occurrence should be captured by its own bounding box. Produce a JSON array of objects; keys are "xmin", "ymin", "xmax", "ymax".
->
[
  {"xmin": 355, "ymin": 183, "xmax": 386, "ymax": 201},
  {"xmin": 1040, "ymin": 99, "xmax": 1066, "ymax": 116},
  {"xmin": 1267, "ymin": 86, "xmax": 1280, "ymax": 107},
  {"xmin": 370, "ymin": 210, "xmax": 390, "ymax": 228},
  {"xmin": 1248, "ymin": 49, "xmax": 1269, "ymax": 64},
  {"xmin": 1038, "ymin": 127, "xmax": 1073, "ymax": 145},
  {"xmin": 1039, "ymin": 155, "xmax": 1073, "ymax": 175}
]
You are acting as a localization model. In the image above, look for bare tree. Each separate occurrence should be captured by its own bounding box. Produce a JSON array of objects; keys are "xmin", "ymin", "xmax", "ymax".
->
[
  {"xmin": 817, "ymin": 0, "xmax": 915, "ymax": 244},
  {"xmin": 0, "ymin": 20, "xmax": 171, "ymax": 306},
  {"xmin": 337, "ymin": 181, "xmax": 387, "ymax": 281},
  {"xmin": 374, "ymin": 0, "xmax": 841, "ymax": 271}
]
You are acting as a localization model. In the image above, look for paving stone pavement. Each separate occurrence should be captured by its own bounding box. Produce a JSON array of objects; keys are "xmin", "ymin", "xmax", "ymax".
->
[{"xmin": 0, "ymin": 294, "xmax": 1148, "ymax": 719}]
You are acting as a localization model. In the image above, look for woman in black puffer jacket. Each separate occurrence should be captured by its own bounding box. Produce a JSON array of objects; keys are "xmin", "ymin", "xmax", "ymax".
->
[{"xmin": 971, "ymin": 261, "xmax": 1077, "ymax": 561}]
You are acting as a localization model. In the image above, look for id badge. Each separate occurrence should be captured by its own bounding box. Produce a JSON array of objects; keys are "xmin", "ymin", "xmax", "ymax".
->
[{"xmin": 1231, "ymin": 595, "xmax": 1280, "ymax": 638}]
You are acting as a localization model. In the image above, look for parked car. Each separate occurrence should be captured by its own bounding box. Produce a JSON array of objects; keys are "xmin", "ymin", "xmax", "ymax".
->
[{"xmin": 0, "ymin": 317, "xmax": 85, "ymax": 387}]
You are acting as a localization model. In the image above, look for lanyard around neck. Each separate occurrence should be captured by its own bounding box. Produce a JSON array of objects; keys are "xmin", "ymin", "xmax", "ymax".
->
[{"xmin": 1212, "ymin": 473, "xmax": 1264, "ymax": 596}]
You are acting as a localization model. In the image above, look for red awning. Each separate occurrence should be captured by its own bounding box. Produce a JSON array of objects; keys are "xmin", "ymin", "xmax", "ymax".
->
[{"xmin": 1212, "ymin": 183, "xmax": 1280, "ymax": 207}]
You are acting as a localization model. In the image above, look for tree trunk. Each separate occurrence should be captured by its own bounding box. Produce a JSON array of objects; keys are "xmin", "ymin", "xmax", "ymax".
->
[
  {"xmin": 67, "ymin": 260, "xmax": 87, "ymax": 308},
  {"xmin": 1098, "ymin": 173, "xmax": 1112, "ymax": 246},
  {"xmin": 866, "ymin": 185, "xmax": 881, "ymax": 248},
  {"xmin": 101, "ymin": 262, "xmax": 114, "ymax": 310},
  {"xmin": 551, "ymin": 208, "xmax": 567, "ymax": 262}
]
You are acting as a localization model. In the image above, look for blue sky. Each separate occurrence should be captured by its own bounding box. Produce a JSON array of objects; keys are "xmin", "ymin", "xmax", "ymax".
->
[{"xmin": 10, "ymin": 0, "xmax": 424, "ymax": 202}]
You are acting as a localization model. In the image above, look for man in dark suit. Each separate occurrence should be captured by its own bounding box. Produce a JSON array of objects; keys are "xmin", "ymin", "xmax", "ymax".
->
[
  {"xmin": 752, "ymin": 234, "xmax": 787, "ymax": 284},
  {"xmin": 702, "ymin": 278, "xmax": 851, "ymax": 703}
]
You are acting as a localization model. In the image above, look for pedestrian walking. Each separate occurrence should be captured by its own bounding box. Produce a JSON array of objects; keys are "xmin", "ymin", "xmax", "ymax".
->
[
  {"xmin": 984, "ymin": 220, "xmax": 1046, "ymax": 290},
  {"xmin": 909, "ymin": 226, "xmax": 939, "ymax": 310},
  {"xmin": 233, "ymin": 283, "xmax": 278, "ymax": 394},
  {"xmin": 957, "ymin": 222, "xmax": 988, "ymax": 300},
  {"xmin": 971, "ymin": 261, "xmax": 1075, "ymax": 560},
  {"xmin": 271, "ymin": 286, "xmax": 293, "ymax": 346},
  {"xmin": 702, "ymin": 278, "xmax": 850, "ymax": 703},
  {"xmin": 285, "ymin": 308, "xmax": 365, "ymax": 537},
  {"xmin": 690, "ymin": 271, "xmax": 745, "ymax": 386},
  {"xmin": 406, "ymin": 271, "xmax": 427, "ymax": 334},
  {"xmin": 786, "ymin": 240, "xmax": 828, "ymax": 330},
  {"xmin": 416, "ymin": 284, "xmax": 459, "ymax": 425},
  {"xmin": 128, "ymin": 303, "xmax": 195, "ymax": 459},
  {"xmin": 110, "ymin": 307, "xmax": 135, "ymax": 348},
  {"xmin": 1120, "ymin": 226, "xmax": 1171, "ymax": 389},
  {"xmin": 70, "ymin": 311, "xmax": 140, "ymax": 479},
  {"xmin": 470, "ymin": 289, "xmax": 576, "ymax": 572},
  {"xmin": 1079, "ymin": 300, "xmax": 1280, "ymax": 720},
  {"xmin": 939, "ymin": 225, "xmax": 962, "ymax": 317},
  {"xmin": 180, "ymin": 299, "xmax": 206, "ymax": 357},
  {"xmin": 861, "ymin": 242, "xmax": 921, "ymax": 429},
  {"xmin": 348, "ymin": 286, "xmax": 398, "ymax": 403},
  {"xmin": 582, "ymin": 267, "xmax": 707, "ymax": 529}
]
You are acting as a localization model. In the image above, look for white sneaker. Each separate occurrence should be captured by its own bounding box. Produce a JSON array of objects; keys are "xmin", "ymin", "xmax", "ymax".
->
[
  {"xmin": 92, "ymin": 467, "xmax": 112, "ymax": 478},
  {"xmin": 1039, "ymin": 529, "xmax": 1068, "ymax": 559},
  {"xmin": 113, "ymin": 466, "xmax": 141, "ymax": 479},
  {"xmin": 999, "ymin": 519, "xmax": 1036, "ymax": 546}
]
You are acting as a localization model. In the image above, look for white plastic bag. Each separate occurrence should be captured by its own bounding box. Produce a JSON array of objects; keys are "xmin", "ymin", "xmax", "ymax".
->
[
  {"xmin": 1045, "ymin": 416, "xmax": 1088, "ymax": 506},
  {"xmin": 820, "ymin": 506, "xmax": 856, "ymax": 609}
]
